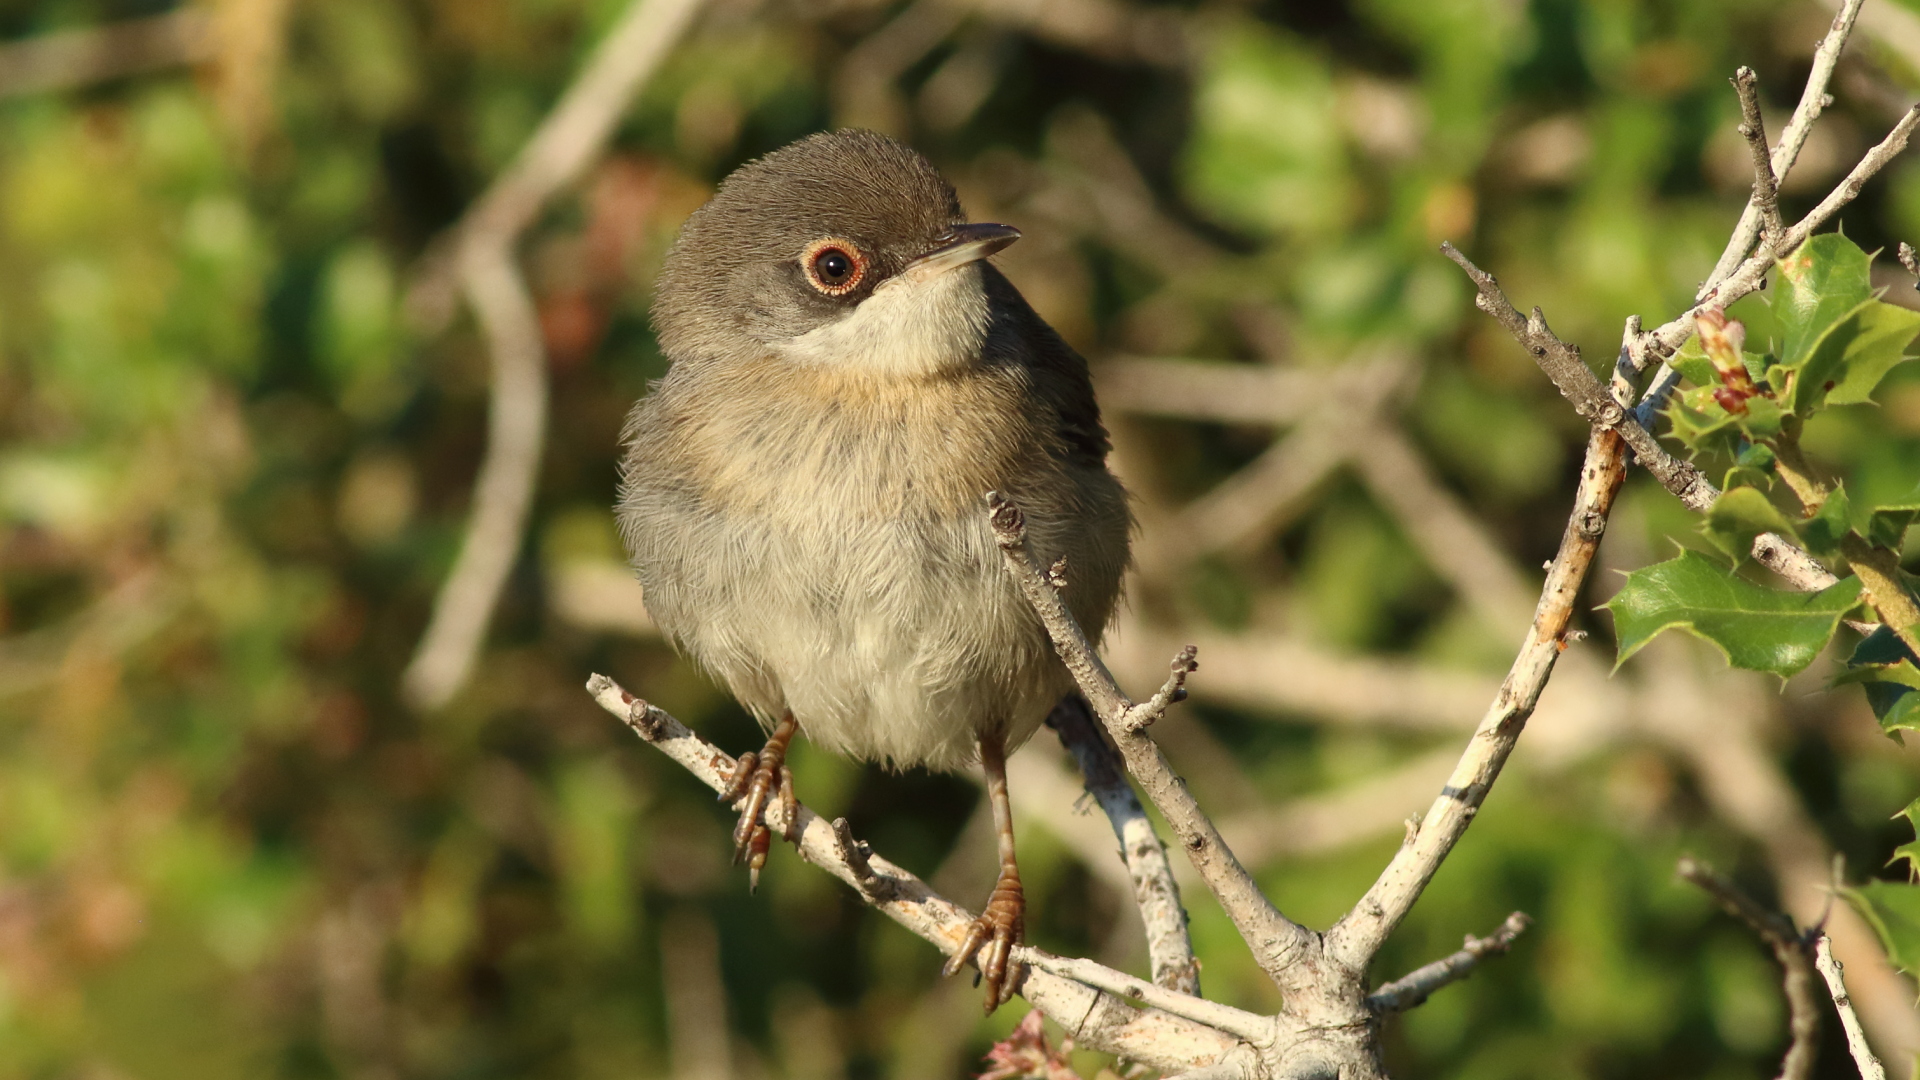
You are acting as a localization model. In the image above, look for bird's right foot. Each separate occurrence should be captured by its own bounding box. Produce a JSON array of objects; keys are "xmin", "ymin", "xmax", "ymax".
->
[{"xmin": 720, "ymin": 713, "xmax": 799, "ymax": 891}]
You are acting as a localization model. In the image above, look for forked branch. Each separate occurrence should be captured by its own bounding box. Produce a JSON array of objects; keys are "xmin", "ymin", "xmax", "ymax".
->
[{"xmin": 985, "ymin": 492, "xmax": 1315, "ymax": 983}]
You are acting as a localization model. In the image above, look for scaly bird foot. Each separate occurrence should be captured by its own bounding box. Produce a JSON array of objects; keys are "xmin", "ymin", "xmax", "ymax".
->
[
  {"xmin": 719, "ymin": 715, "xmax": 799, "ymax": 892},
  {"xmin": 943, "ymin": 868, "xmax": 1025, "ymax": 1013}
]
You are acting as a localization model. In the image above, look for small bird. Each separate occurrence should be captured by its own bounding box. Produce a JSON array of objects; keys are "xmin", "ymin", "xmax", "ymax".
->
[{"xmin": 617, "ymin": 129, "xmax": 1129, "ymax": 1011}]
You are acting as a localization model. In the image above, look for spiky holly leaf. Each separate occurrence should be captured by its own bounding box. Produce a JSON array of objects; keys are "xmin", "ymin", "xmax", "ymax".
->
[
  {"xmin": 1703, "ymin": 486, "xmax": 1800, "ymax": 565},
  {"xmin": 1845, "ymin": 880, "xmax": 1920, "ymax": 977},
  {"xmin": 1867, "ymin": 484, "xmax": 1920, "ymax": 551},
  {"xmin": 1837, "ymin": 625, "xmax": 1920, "ymax": 741},
  {"xmin": 1770, "ymin": 235, "xmax": 1920, "ymax": 414},
  {"xmin": 1893, "ymin": 799, "xmax": 1920, "ymax": 881},
  {"xmin": 1603, "ymin": 550, "xmax": 1863, "ymax": 677},
  {"xmin": 1774, "ymin": 234, "xmax": 1875, "ymax": 362}
]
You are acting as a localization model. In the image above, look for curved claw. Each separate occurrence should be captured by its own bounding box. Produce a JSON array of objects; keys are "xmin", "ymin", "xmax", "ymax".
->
[
  {"xmin": 944, "ymin": 871, "xmax": 1025, "ymax": 1012},
  {"xmin": 721, "ymin": 718, "xmax": 799, "ymax": 892}
]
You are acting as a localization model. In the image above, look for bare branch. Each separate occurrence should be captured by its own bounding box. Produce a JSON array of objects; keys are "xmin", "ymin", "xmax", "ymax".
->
[
  {"xmin": 401, "ymin": 0, "xmax": 704, "ymax": 709},
  {"xmin": 1015, "ymin": 950, "xmax": 1270, "ymax": 1042},
  {"xmin": 1639, "ymin": 99, "xmax": 1920, "ymax": 379},
  {"xmin": 1366, "ymin": 912, "xmax": 1531, "ymax": 1014},
  {"xmin": 1817, "ymin": 933, "xmax": 1890, "ymax": 1080},
  {"xmin": 1698, "ymin": 0, "xmax": 1865, "ymax": 303},
  {"xmin": 1094, "ymin": 357, "xmax": 1326, "ymax": 426},
  {"xmin": 1048, "ymin": 696, "xmax": 1199, "ymax": 994},
  {"xmin": 402, "ymin": 244, "xmax": 549, "ymax": 709},
  {"xmin": 1328, "ymin": 423, "xmax": 1628, "ymax": 967},
  {"xmin": 406, "ymin": 0, "xmax": 707, "ymax": 330},
  {"xmin": 1677, "ymin": 857, "xmax": 1819, "ymax": 1080},
  {"xmin": 0, "ymin": 11, "xmax": 212, "ymax": 99},
  {"xmin": 1733, "ymin": 67, "xmax": 1787, "ymax": 246},
  {"xmin": 583, "ymin": 674, "xmax": 1243, "ymax": 1072},
  {"xmin": 984, "ymin": 493, "xmax": 1316, "ymax": 982}
]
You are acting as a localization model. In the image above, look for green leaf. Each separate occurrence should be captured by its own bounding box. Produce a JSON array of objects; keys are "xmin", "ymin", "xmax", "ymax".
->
[
  {"xmin": 1670, "ymin": 340, "xmax": 1714, "ymax": 387},
  {"xmin": 1603, "ymin": 550, "xmax": 1864, "ymax": 677},
  {"xmin": 1781, "ymin": 301, "xmax": 1920, "ymax": 414},
  {"xmin": 1825, "ymin": 301, "xmax": 1920, "ymax": 405},
  {"xmin": 1768, "ymin": 235, "xmax": 1920, "ymax": 413},
  {"xmin": 1723, "ymin": 443, "xmax": 1776, "ymax": 493},
  {"xmin": 1895, "ymin": 800, "xmax": 1920, "ymax": 880},
  {"xmin": 1800, "ymin": 483, "xmax": 1852, "ymax": 558},
  {"xmin": 1868, "ymin": 484, "xmax": 1920, "ymax": 550},
  {"xmin": 1774, "ymin": 234, "xmax": 1875, "ymax": 365},
  {"xmin": 1703, "ymin": 486, "xmax": 1799, "ymax": 564},
  {"xmin": 1845, "ymin": 880, "xmax": 1920, "ymax": 976},
  {"xmin": 1841, "ymin": 626, "xmax": 1920, "ymax": 741}
]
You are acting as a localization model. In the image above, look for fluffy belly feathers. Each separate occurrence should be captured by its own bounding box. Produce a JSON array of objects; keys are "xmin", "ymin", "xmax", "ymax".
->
[{"xmin": 619, "ymin": 367, "xmax": 1124, "ymax": 771}]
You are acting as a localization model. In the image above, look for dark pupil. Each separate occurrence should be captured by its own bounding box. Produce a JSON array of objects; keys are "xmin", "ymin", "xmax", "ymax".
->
[{"xmin": 816, "ymin": 250, "xmax": 852, "ymax": 284}]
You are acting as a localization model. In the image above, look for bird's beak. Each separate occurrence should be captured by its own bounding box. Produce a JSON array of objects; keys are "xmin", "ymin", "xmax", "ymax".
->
[{"xmin": 901, "ymin": 223, "xmax": 1020, "ymax": 282}]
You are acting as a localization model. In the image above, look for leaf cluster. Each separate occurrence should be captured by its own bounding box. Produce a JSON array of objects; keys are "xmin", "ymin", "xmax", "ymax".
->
[{"xmin": 1609, "ymin": 236, "xmax": 1920, "ymax": 685}]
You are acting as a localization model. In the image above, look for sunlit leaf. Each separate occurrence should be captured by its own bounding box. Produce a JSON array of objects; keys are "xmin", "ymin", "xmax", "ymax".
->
[
  {"xmin": 1774, "ymin": 234, "xmax": 1874, "ymax": 365},
  {"xmin": 1769, "ymin": 235, "xmax": 1920, "ymax": 413},
  {"xmin": 1845, "ymin": 880, "xmax": 1920, "ymax": 976},
  {"xmin": 1603, "ymin": 550, "xmax": 1863, "ymax": 677}
]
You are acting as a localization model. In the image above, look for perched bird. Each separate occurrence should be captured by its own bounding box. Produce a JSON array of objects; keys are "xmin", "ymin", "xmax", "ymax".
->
[{"xmin": 617, "ymin": 129, "xmax": 1129, "ymax": 1011}]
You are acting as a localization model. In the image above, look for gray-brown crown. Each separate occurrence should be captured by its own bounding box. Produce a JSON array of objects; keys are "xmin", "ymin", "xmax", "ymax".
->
[{"xmin": 652, "ymin": 130, "xmax": 966, "ymax": 362}]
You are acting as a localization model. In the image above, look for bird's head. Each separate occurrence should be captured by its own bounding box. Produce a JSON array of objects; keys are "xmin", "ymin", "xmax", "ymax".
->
[{"xmin": 653, "ymin": 129, "xmax": 1019, "ymax": 377}]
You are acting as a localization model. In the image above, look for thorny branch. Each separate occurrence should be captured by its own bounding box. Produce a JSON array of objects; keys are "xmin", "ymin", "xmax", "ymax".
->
[
  {"xmin": 1047, "ymin": 695, "xmax": 1201, "ymax": 994},
  {"xmin": 1677, "ymin": 857, "xmax": 1820, "ymax": 1080},
  {"xmin": 1364, "ymin": 913, "xmax": 1531, "ymax": 1015}
]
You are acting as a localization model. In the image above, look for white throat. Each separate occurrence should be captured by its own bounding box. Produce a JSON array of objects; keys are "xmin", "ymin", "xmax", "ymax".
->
[{"xmin": 772, "ymin": 263, "xmax": 991, "ymax": 378}]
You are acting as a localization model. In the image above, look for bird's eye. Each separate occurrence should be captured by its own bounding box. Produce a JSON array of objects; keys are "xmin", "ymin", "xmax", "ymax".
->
[{"xmin": 801, "ymin": 238, "xmax": 866, "ymax": 296}]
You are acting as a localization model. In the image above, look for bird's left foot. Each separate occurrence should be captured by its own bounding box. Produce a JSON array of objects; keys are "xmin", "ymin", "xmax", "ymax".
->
[
  {"xmin": 944, "ymin": 866, "xmax": 1025, "ymax": 1012},
  {"xmin": 720, "ymin": 714, "xmax": 799, "ymax": 891}
]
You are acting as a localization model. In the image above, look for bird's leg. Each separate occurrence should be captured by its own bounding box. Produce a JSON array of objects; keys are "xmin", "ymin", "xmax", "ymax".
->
[
  {"xmin": 720, "ymin": 712, "xmax": 800, "ymax": 892},
  {"xmin": 943, "ymin": 729, "xmax": 1025, "ymax": 1013}
]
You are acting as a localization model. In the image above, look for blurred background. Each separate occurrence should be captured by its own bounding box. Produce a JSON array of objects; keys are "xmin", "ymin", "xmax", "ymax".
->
[{"xmin": 6, "ymin": 0, "xmax": 1920, "ymax": 1076}]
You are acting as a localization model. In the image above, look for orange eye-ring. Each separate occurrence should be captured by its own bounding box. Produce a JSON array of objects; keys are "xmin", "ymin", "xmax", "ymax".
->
[{"xmin": 801, "ymin": 238, "xmax": 867, "ymax": 296}]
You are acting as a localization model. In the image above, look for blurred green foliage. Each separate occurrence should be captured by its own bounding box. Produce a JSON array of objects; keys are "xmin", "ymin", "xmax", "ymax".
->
[{"xmin": 4, "ymin": 0, "xmax": 1920, "ymax": 1078}]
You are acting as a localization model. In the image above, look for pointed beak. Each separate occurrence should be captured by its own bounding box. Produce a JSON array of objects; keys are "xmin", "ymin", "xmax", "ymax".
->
[{"xmin": 901, "ymin": 223, "xmax": 1020, "ymax": 281}]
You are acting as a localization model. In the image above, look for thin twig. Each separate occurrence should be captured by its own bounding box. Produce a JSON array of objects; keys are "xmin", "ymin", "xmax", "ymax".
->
[
  {"xmin": 1637, "ymin": 100, "xmax": 1920, "ymax": 392},
  {"xmin": 985, "ymin": 493, "xmax": 1316, "ymax": 983},
  {"xmin": 1047, "ymin": 696, "xmax": 1200, "ymax": 994},
  {"xmin": 1733, "ymin": 67, "xmax": 1787, "ymax": 245},
  {"xmin": 1365, "ymin": 912, "xmax": 1532, "ymax": 1014},
  {"xmin": 1817, "ymin": 933, "xmax": 1890, "ymax": 1080},
  {"xmin": 582, "ymin": 673, "xmax": 1243, "ymax": 1073},
  {"xmin": 1695, "ymin": 0, "xmax": 1865, "ymax": 309},
  {"xmin": 1677, "ymin": 857, "xmax": 1820, "ymax": 1080},
  {"xmin": 1327, "ymin": 422, "xmax": 1628, "ymax": 967},
  {"xmin": 400, "ymin": 0, "xmax": 705, "ymax": 709}
]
